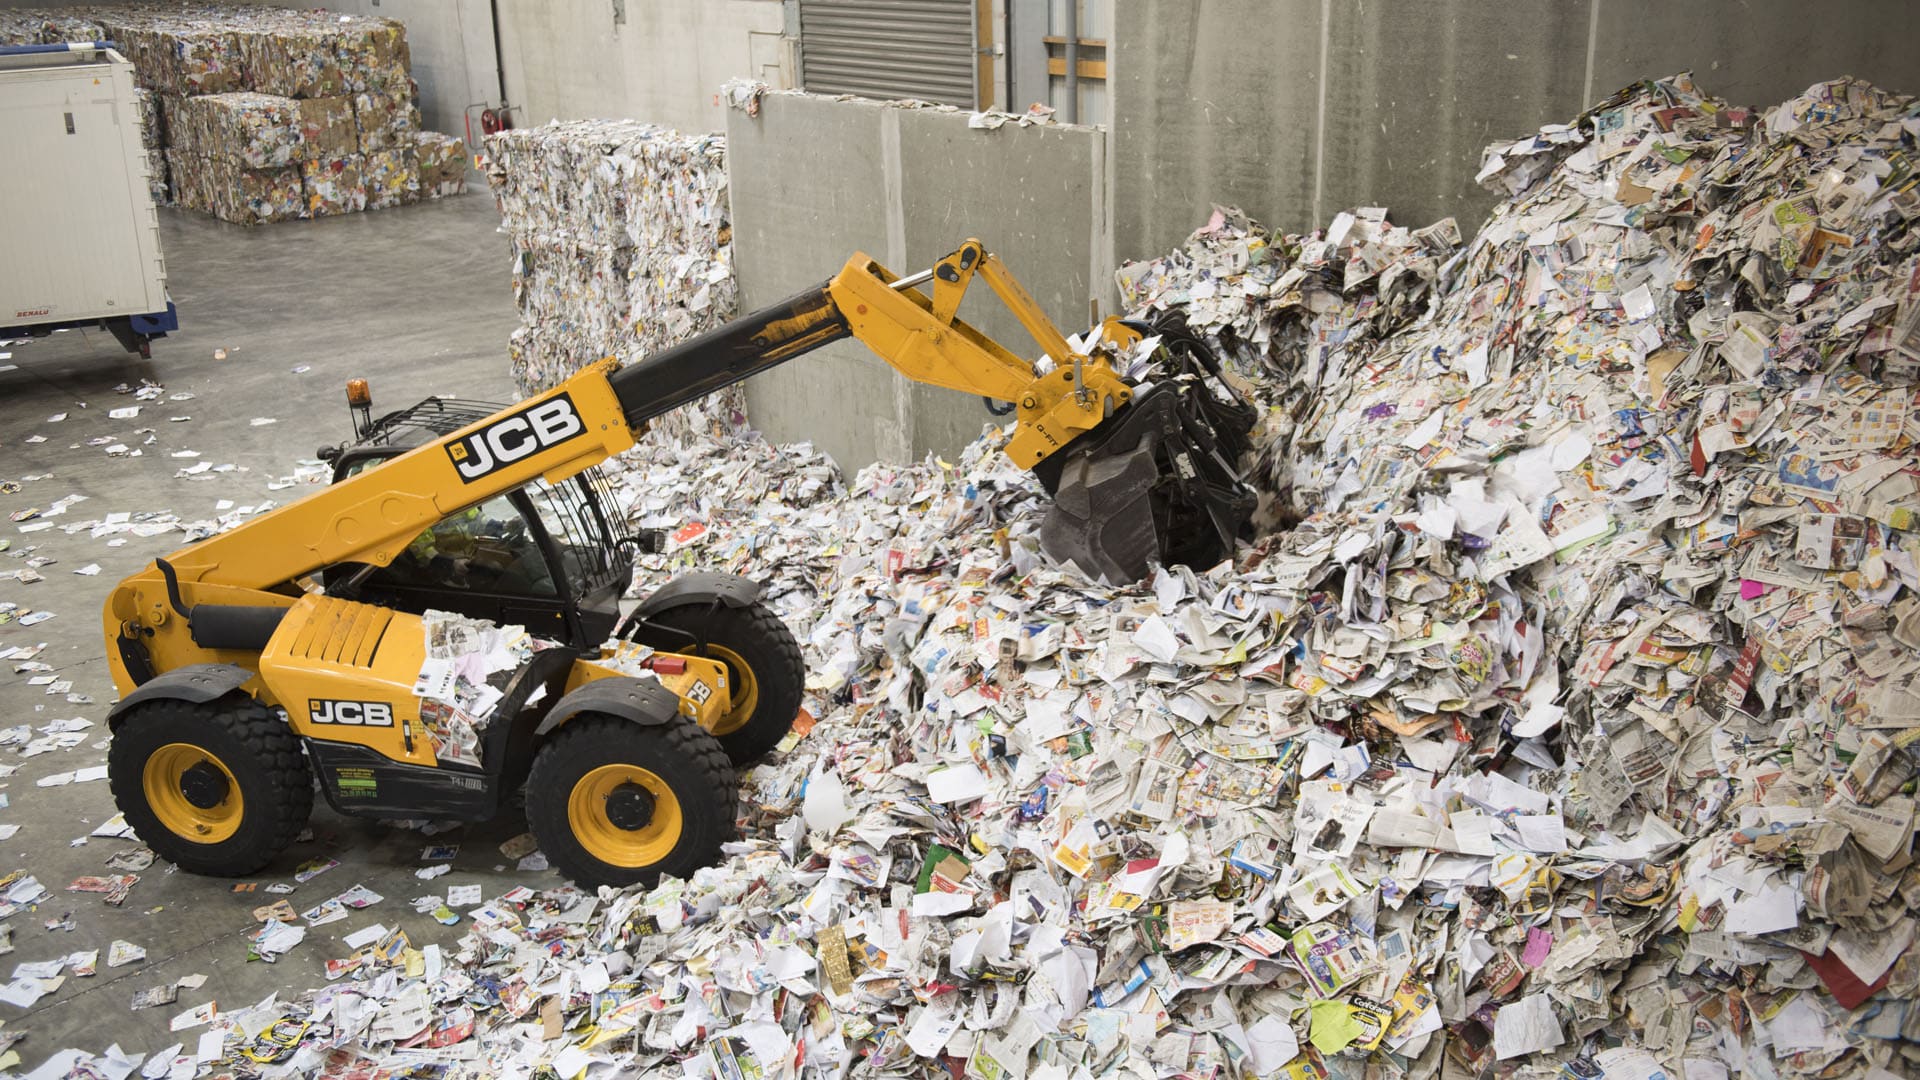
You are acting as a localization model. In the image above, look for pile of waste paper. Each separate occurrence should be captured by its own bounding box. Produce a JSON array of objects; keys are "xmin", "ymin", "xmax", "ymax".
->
[
  {"xmin": 20, "ymin": 73, "xmax": 1920, "ymax": 1079},
  {"xmin": 484, "ymin": 119, "xmax": 739, "ymax": 420},
  {"xmin": 1120, "ymin": 71, "xmax": 1920, "ymax": 1072}
]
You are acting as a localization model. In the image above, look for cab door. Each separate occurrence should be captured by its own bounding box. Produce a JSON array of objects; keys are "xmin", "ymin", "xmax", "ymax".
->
[{"xmin": 327, "ymin": 488, "xmax": 579, "ymax": 643}]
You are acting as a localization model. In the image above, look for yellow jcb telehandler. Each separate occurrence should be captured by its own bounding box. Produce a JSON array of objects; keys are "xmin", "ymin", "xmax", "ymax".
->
[{"xmin": 101, "ymin": 240, "xmax": 1255, "ymax": 887}]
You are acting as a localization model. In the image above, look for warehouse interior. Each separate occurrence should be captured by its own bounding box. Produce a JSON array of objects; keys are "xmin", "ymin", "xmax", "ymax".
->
[{"xmin": 2, "ymin": 0, "xmax": 1920, "ymax": 1076}]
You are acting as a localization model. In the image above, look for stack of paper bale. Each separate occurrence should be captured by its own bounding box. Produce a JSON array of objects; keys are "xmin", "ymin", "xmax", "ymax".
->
[
  {"xmin": 163, "ymin": 91, "xmax": 306, "ymax": 223},
  {"xmin": 110, "ymin": 12, "xmax": 244, "ymax": 97},
  {"xmin": 484, "ymin": 121, "xmax": 737, "ymax": 412},
  {"xmin": 1, "ymin": 3, "xmax": 465, "ymax": 225}
]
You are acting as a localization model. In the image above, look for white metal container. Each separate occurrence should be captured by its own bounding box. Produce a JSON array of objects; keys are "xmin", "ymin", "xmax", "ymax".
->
[{"xmin": 0, "ymin": 44, "xmax": 173, "ymax": 350}]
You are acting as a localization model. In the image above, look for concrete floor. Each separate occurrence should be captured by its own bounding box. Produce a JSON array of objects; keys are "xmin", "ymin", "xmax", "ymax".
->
[{"xmin": 0, "ymin": 193, "xmax": 528, "ymax": 1066}]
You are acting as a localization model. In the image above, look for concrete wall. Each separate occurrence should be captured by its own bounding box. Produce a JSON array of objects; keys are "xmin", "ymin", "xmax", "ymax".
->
[
  {"xmin": 1111, "ymin": 0, "xmax": 1920, "ymax": 261},
  {"xmin": 727, "ymin": 93, "xmax": 1108, "ymax": 471},
  {"xmin": 495, "ymin": 0, "xmax": 791, "ymax": 133}
]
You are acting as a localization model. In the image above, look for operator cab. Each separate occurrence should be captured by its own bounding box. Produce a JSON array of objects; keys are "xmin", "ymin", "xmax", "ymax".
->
[{"xmin": 317, "ymin": 387, "xmax": 644, "ymax": 649}]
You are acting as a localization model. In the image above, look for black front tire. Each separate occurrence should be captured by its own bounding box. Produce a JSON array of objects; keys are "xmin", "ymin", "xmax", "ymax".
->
[
  {"xmin": 525, "ymin": 715, "xmax": 736, "ymax": 890},
  {"xmin": 108, "ymin": 696, "xmax": 313, "ymax": 876},
  {"xmin": 624, "ymin": 600, "xmax": 804, "ymax": 765}
]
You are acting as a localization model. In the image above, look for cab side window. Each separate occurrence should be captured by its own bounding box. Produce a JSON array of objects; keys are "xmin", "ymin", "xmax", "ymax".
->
[
  {"xmin": 334, "ymin": 458, "xmax": 556, "ymax": 597},
  {"xmin": 375, "ymin": 492, "xmax": 556, "ymax": 596}
]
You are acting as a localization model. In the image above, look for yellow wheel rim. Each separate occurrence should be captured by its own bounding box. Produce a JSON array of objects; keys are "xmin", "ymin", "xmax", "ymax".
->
[
  {"xmin": 567, "ymin": 764, "xmax": 683, "ymax": 867},
  {"xmin": 142, "ymin": 743, "xmax": 244, "ymax": 844},
  {"xmin": 705, "ymin": 644, "xmax": 760, "ymax": 738}
]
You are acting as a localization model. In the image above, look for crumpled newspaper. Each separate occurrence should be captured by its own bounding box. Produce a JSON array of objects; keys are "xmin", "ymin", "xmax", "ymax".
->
[{"xmin": 413, "ymin": 610, "xmax": 545, "ymax": 769}]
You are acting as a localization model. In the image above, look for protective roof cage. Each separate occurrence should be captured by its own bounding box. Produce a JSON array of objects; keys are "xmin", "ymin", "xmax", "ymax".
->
[
  {"xmin": 356, "ymin": 397, "xmax": 505, "ymax": 448},
  {"xmin": 348, "ymin": 396, "xmax": 630, "ymax": 594}
]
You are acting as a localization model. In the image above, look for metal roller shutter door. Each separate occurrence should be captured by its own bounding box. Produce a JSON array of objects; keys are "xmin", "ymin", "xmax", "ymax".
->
[{"xmin": 798, "ymin": 0, "xmax": 977, "ymax": 108}]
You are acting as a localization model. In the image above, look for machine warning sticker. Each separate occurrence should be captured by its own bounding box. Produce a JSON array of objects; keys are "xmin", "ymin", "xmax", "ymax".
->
[
  {"xmin": 334, "ymin": 768, "xmax": 377, "ymax": 798},
  {"xmin": 309, "ymin": 699, "xmax": 395, "ymax": 727},
  {"xmin": 445, "ymin": 392, "xmax": 587, "ymax": 483}
]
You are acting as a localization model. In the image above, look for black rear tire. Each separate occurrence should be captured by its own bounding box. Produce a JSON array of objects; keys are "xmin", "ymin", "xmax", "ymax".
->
[
  {"xmin": 108, "ymin": 696, "xmax": 313, "ymax": 876},
  {"xmin": 525, "ymin": 715, "xmax": 735, "ymax": 890},
  {"xmin": 625, "ymin": 600, "xmax": 803, "ymax": 765}
]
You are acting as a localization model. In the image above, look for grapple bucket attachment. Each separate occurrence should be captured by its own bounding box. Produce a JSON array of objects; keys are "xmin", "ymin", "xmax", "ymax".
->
[
  {"xmin": 1041, "ymin": 428, "xmax": 1162, "ymax": 585},
  {"xmin": 1033, "ymin": 326, "xmax": 1257, "ymax": 583}
]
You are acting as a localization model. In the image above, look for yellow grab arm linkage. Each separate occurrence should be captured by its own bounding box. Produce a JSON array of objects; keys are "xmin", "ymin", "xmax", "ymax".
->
[{"xmin": 828, "ymin": 240, "xmax": 1133, "ymax": 467}]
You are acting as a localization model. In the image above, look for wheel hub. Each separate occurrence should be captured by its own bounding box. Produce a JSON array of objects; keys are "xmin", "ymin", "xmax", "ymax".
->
[
  {"xmin": 143, "ymin": 743, "xmax": 246, "ymax": 845},
  {"xmin": 704, "ymin": 644, "xmax": 759, "ymax": 738},
  {"xmin": 568, "ymin": 764, "xmax": 683, "ymax": 867},
  {"xmin": 603, "ymin": 782, "xmax": 656, "ymax": 831},
  {"xmin": 179, "ymin": 760, "xmax": 230, "ymax": 810}
]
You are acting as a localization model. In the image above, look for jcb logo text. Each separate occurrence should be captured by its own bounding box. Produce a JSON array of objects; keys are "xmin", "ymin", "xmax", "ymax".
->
[
  {"xmin": 309, "ymin": 699, "xmax": 395, "ymax": 726},
  {"xmin": 446, "ymin": 393, "xmax": 586, "ymax": 483}
]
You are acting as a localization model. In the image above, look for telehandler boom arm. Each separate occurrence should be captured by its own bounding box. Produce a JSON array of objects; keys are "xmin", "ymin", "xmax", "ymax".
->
[
  {"xmin": 116, "ymin": 241, "xmax": 1126, "ymax": 593},
  {"xmin": 608, "ymin": 241, "xmax": 1134, "ymax": 466}
]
